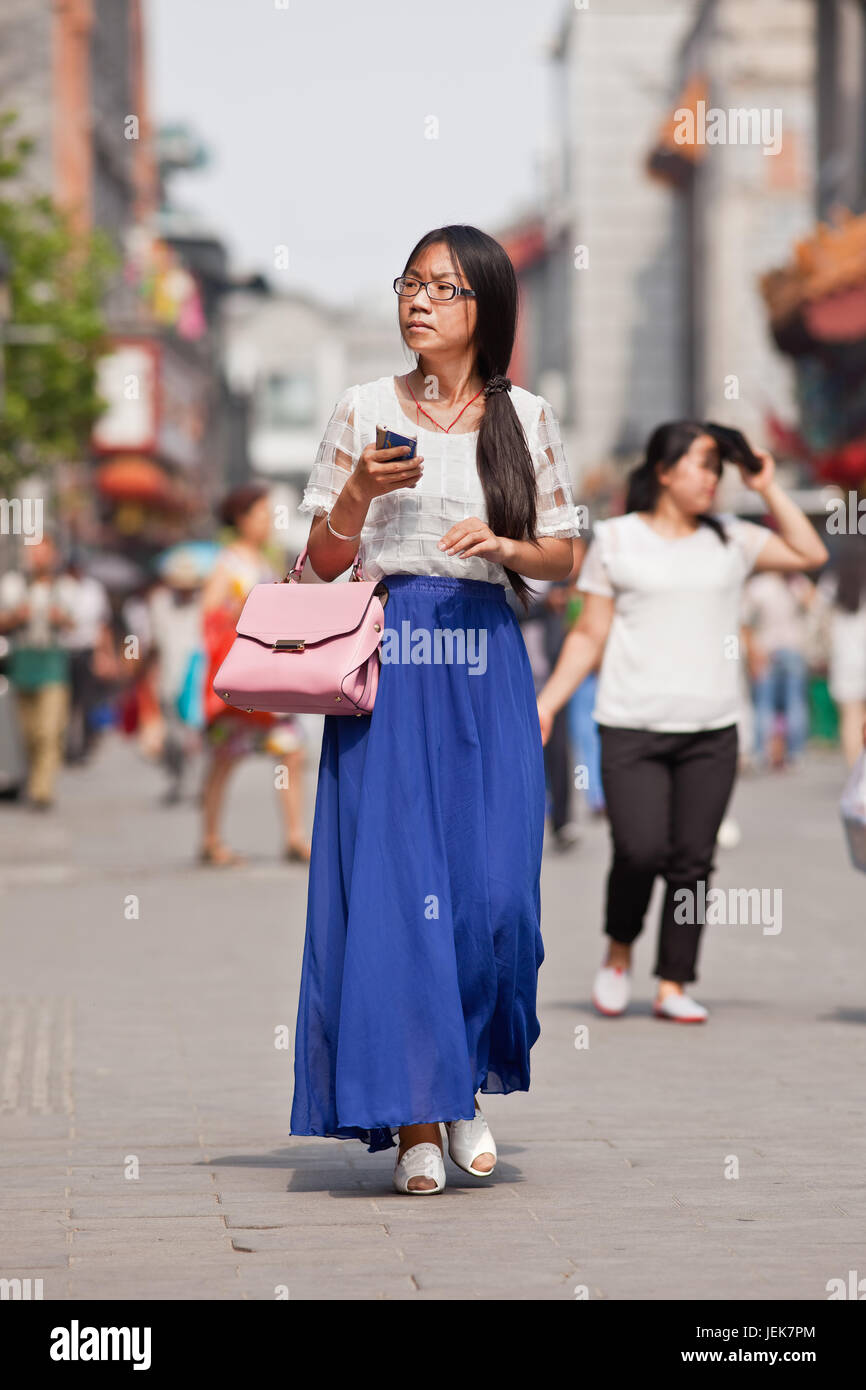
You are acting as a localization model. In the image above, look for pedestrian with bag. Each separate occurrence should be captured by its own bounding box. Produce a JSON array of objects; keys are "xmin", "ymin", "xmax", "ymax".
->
[
  {"xmin": 287, "ymin": 225, "xmax": 581, "ymax": 1194},
  {"xmin": 200, "ymin": 485, "xmax": 311, "ymax": 865},
  {"xmin": 536, "ymin": 422, "xmax": 828, "ymax": 1023}
]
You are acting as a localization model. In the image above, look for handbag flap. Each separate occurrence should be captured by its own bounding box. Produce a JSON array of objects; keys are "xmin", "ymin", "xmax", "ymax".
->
[{"xmin": 234, "ymin": 579, "xmax": 381, "ymax": 646}]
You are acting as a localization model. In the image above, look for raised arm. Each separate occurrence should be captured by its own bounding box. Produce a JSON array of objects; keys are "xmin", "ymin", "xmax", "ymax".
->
[{"xmin": 744, "ymin": 449, "xmax": 829, "ymax": 572}]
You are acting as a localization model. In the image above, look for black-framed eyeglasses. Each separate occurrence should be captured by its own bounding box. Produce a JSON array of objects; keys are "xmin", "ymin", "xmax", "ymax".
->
[{"xmin": 393, "ymin": 275, "xmax": 476, "ymax": 302}]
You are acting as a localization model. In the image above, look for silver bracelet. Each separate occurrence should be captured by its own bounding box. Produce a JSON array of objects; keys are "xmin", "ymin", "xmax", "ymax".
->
[{"xmin": 327, "ymin": 512, "xmax": 362, "ymax": 542}]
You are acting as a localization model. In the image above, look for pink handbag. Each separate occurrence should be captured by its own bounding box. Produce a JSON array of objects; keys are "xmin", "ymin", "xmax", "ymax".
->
[{"xmin": 212, "ymin": 546, "xmax": 389, "ymax": 717}]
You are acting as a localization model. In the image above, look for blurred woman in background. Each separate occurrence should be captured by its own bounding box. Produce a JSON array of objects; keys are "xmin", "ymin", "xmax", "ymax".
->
[
  {"xmin": 536, "ymin": 423, "xmax": 828, "ymax": 1024},
  {"xmin": 199, "ymin": 485, "xmax": 310, "ymax": 866}
]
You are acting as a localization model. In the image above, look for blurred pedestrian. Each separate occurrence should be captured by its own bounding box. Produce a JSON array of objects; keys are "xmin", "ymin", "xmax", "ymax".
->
[
  {"xmin": 119, "ymin": 576, "xmax": 159, "ymax": 741},
  {"xmin": 565, "ymin": 587, "xmax": 606, "ymax": 818},
  {"xmin": 517, "ymin": 572, "xmax": 581, "ymax": 849},
  {"xmin": 742, "ymin": 570, "xmax": 814, "ymax": 769},
  {"xmin": 200, "ymin": 484, "xmax": 310, "ymax": 865},
  {"xmin": 140, "ymin": 558, "xmax": 204, "ymax": 804},
  {"xmin": 57, "ymin": 548, "xmax": 112, "ymax": 765},
  {"xmin": 536, "ymin": 423, "xmax": 828, "ymax": 1023},
  {"xmin": 824, "ymin": 541, "xmax": 866, "ymax": 768},
  {"xmin": 0, "ymin": 536, "xmax": 74, "ymax": 809}
]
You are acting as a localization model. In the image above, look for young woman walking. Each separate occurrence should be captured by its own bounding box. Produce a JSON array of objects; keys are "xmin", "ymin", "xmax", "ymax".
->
[
  {"xmin": 289, "ymin": 226, "xmax": 581, "ymax": 1193},
  {"xmin": 536, "ymin": 423, "xmax": 828, "ymax": 1023}
]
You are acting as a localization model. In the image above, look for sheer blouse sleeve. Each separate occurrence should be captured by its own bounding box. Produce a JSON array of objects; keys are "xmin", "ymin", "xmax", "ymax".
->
[
  {"xmin": 298, "ymin": 385, "xmax": 360, "ymax": 520},
  {"xmin": 532, "ymin": 397, "xmax": 582, "ymax": 538}
]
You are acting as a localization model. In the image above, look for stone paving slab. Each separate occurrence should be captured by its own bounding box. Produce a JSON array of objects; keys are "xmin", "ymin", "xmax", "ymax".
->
[{"xmin": 1, "ymin": 733, "xmax": 864, "ymax": 1300}]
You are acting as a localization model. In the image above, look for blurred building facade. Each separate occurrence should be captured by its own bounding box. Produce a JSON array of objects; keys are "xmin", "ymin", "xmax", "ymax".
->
[
  {"xmin": 653, "ymin": 1, "xmax": 813, "ymax": 439},
  {"xmin": 222, "ymin": 288, "xmax": 402, "ymax": 557},
  {"xmin": 540, "ymin": 0, "xmax": 819, "ymax": 519},
  {"xmin": 816, "ymin": 0, "xmax": 866, "ymax": 219},
  {"xmin": 0, "ymin": 0, "xmax": 155, "ymax": 234},
  {"xmin": 0, "ymin": 0, "xmax": 240, "ymax": 563},
  {"xmin": 754, "ymin": 0, "xmax": 866, "ymax": 530},
  {"xmin": 548, "ymin": 0, "xmax": 699, "ymax": 477}
]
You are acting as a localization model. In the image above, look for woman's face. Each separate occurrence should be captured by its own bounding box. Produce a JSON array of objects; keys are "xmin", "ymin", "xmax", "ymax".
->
[
  {"xmin": 659, "ymin": 433, "xmax": 722, "ymax": 515},
  {"xmin": 398, "ymin": 241, "xmax": 477, "ymax": 360},
  {"xmin": 237, "ymin": 494, "xmax": 271, "ymax": 546}
]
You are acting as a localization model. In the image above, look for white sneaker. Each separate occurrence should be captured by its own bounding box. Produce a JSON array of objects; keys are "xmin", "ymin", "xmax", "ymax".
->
[
  {"xmin": 716, "ymin": 817, "xmax": 741, "ymax": 849},
  {"xmin": 393, "ymin": 1141, "xmax": 446, "ymax": 1194},
  {"xmin": 592, "ymin": 964, "xmax": 631, "ymax": 1016},
  {"xmin": 445, "ymin": 1105, "xmax": 497, "ymax": 1177},
  {"xmin": 653, "ymin": 992, "xmax": 708, "ymax": 1023}
]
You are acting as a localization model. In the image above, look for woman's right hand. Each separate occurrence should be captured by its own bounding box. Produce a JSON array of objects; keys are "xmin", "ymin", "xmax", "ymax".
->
[{"xmin": 354, "ymin": 442, "xmax": 424, "ymax": 500}]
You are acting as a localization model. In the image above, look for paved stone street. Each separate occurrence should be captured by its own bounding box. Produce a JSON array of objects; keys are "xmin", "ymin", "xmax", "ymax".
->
[{"xmin": 1, "ymin": 725, "xmax": 864, "ymax": 1301}]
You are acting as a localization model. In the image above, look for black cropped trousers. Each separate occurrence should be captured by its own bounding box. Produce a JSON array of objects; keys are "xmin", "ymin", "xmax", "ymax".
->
[{"xmin": 598, "ymin": 722, "xmax": 739, "ymax": 984}]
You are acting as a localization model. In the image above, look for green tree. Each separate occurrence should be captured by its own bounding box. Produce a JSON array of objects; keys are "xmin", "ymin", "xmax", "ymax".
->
[{"xmin": 0, "ymin": 110, "xmax": 117, "ymax": 491}]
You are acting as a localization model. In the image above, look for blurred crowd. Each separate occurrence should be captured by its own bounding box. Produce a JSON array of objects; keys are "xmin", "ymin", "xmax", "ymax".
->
[
  {"xmin": 0, "ymin": 484, "xmax": 311, "ymax": 865},
  {"xmin": 1, "ymin": 503, "xmax": 863, "ymax": 861}
]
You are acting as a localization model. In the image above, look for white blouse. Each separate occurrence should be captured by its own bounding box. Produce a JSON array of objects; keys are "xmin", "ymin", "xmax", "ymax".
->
[
  {"xmin": 578, "ymin": 510, "xmax": 772, "ymax": 732},
  {"xmin": 298, "ymin": 375, "xmax": 582, "ymax": 586}
]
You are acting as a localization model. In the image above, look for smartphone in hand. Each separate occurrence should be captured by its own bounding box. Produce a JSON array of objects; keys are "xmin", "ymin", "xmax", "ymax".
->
[{"xmin": 376, "ymin": 424, "xmax": 418, "ymax": 458}]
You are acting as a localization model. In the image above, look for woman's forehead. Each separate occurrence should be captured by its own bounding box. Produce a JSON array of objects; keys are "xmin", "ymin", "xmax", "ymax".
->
[{"xmin": 407, "ymin": 262, "xmax": 461, "ymax": 278}]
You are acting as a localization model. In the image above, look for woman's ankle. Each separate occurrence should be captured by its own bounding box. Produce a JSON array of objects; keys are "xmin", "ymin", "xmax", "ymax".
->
[
  {"xmin": 656, "ymin": 979, "xmax": 685, "ymax": 1001},
  {"xmin": 604, "ymin": 942, "xmax": 632, "ymax": 969},
  {"xmin": 398, "ymin": 1122, "xmax": 442, "ymax": 1156}
]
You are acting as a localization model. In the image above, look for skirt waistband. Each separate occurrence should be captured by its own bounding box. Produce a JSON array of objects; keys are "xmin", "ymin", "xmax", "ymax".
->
[{"xmin": 381, "ymin": 572, "xmax": 508, "ymax": 601}]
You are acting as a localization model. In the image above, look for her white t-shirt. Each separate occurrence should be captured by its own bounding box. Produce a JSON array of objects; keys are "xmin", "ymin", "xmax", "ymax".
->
[
  {"xmin": 298, "ymin": 376, "xmax": 583, "ymax": 585},
  {"xmin": 578, "ymin": 511, "xmax": 772, "ymax": 732}
]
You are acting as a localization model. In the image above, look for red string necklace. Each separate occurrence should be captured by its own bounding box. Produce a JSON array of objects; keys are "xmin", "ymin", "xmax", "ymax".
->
[{"xmin": 404, "ymin": 375, "xmax": 484, "ymax": 433}]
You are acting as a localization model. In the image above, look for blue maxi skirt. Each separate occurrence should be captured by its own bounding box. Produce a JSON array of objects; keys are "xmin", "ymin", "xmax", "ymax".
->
[{"xmin": 289, "ymin": 572, "xmax": 546, "ymax": 1153}]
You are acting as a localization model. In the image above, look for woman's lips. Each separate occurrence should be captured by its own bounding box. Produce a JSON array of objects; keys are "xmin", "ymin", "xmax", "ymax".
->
[{"xmin": 407, "ymin": 323, "xmax": 433, "ymax": 331}]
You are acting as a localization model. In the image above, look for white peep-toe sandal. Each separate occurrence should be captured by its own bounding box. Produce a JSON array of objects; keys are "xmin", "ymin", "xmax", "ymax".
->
[
  {"xmin": 445, "ymin": 1104, "xmax": 497, "ymax": 1177},
  {"xmin": 392, "ymin": 1141, "xmax": 446, "ymax": 1195}
]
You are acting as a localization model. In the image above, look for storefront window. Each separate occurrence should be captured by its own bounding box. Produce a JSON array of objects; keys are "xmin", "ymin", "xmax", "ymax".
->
[{"xmin": 256, "ymin": 372, "xmax": 316, "ymax": 429}]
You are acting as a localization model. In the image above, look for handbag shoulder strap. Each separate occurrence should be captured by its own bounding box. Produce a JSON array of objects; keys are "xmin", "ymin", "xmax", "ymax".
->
[{"xmin": 284, "ymin": 543, "xmax": 364, "ymax": 584}]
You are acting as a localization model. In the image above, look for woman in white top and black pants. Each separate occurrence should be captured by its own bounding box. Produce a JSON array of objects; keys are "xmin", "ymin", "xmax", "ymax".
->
[
  {"xmin": 289, "ymin": 226, "xmax": 582, "ymax": 1194},
  {"xmin": 536, "ymin": 423, "xmax": 828, "ymax": 1022}
]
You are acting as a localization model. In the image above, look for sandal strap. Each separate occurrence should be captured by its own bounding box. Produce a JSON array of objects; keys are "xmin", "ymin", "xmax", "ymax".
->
[
  {"xmin": 395, "ymin": 1142, "xmax": 443, "ymax": 1178},
  {"xmin": 446, "ymin": 1110, "xmax": 496, "ymax": 1168}
]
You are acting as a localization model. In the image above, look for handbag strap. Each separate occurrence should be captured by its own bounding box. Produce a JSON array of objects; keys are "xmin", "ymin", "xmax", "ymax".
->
[{"xmin": 284, "ymin": 543, "xmax": 364, "ymax": 584}]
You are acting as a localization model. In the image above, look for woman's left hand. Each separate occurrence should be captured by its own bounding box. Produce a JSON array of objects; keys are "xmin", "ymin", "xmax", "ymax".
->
[
  {"xmin": 438, "ymin": 518, "xmax": 512, "ymax": 564},
  {"xmin": 741, "ymin": 447, "xmax": 776, "ymax": 493}
]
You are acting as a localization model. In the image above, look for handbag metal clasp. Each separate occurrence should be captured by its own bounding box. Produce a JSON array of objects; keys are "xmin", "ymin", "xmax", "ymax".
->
[{"xmin": 272, "ymin": 639, "xmax": 305, "ymax": 651}]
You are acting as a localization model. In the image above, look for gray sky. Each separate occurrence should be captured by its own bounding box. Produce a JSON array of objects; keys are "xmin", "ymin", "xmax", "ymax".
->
[{"xmin": 147, "ymin": 0, "xmax": 567, "ymax": 312}]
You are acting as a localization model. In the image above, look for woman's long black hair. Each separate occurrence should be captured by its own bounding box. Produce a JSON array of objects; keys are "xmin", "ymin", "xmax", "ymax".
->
[
  {"xmin": 401, "ymin": 225, "xmax": 540, "ymax": 609},
  {"xmin": 625, "ymin": 421, "xmax": 729, "ymax": 544}
]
